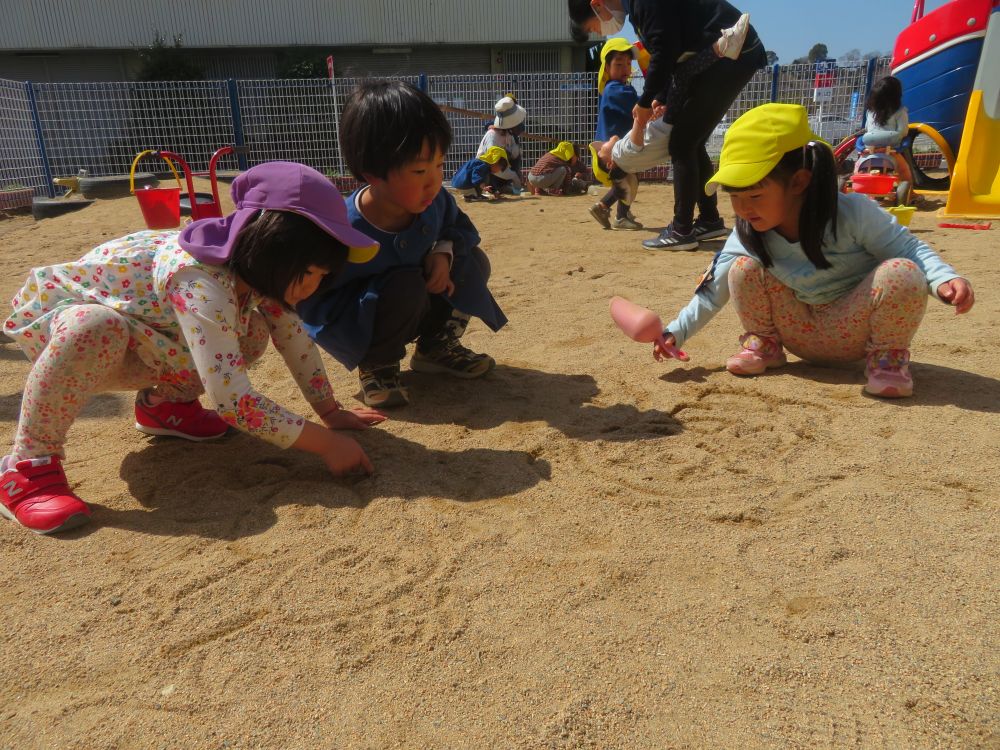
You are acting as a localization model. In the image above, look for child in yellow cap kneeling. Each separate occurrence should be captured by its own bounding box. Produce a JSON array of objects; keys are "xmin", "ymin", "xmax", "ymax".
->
[
  {"xmin": 451, "ymin": 146, "xmax": 517, "ymax": 202},
  {"xmin": 527, "ymin": 141, "xmax": 587, "ymax": 196},
  {"xmin": 650, "ymin": 103, "xmax": 974, "ymax": 399}
]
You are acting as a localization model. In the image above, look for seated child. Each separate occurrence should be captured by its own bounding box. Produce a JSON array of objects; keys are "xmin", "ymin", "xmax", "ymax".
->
[
  {"xmin": 298, "ymin": 81, "xmax": 507, "ymax": 409},
  {"xmin": 477, "ymin": 95, "xmax": 527, "ymax": 193},
  {"xmin": 861, "ymin": 75, "xmax": 908, "ymax": 150},
  {"xmin": 527, "ymin": 141, "xmax": 588, "ymax": 196},
  {"xmin": 452, "ymin": 146, "xmax": 518, "ymax": 202},
  {"xmin": 1, "ymin": 162, "xmax": 386, "ymax": 535},
  {"xmin": 651, "ymin": 104, "xmax": 974, "ymax": 399},
  {"xmin": 589, "ymin": 14, "xmax": 752, "ymax": 231}
]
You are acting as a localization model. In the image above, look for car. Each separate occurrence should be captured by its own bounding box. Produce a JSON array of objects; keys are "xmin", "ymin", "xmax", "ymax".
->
[{"xmin": 808, "ymin": 114, "xmax": 861, "ymax": 145}]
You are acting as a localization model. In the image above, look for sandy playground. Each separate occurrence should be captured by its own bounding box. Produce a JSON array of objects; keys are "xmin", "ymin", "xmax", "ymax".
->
[{"xmin": 0, "ymin": 181, "xmax": 998, "ymax": 749}]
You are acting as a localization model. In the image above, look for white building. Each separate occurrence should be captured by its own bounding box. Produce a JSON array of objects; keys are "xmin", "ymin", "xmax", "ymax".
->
[{"xmin": 0, "ymin": 0, "xmax": 589, "ymax": 81}]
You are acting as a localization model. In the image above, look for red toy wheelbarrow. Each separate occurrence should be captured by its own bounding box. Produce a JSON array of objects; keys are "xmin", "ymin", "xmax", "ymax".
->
[{"xmin": 130, "ymin": 146, "xmax": 241, "ymax": 229}]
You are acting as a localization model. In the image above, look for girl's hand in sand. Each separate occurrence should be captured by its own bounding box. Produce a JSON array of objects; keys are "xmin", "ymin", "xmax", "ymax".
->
[
  {"xmin": 424, "ymin": 253, "xmax": 455, "ymax": 296},
  {"xmin": 652, "ymin": 332, "xmax": 690, "ymax": 362},
  {"xmin": 293, "ymin": 422, "xmax": 374, "ymax": 476},
  {"xmin": 322, "ymin": 405, "xmax": 386, "ymax": 430},
  {"xmin": 937, "ymin": 278, "xmax": 975, "ymax": 314}
]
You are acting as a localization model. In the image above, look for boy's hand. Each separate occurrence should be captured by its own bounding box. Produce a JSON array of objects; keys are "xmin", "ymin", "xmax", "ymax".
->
[
  {"xmin": 937, "ymin": 278, "xmax": 975, "ymax": 314},
  {"xmin": 424, "ymin": 253, "xmax": 455, "ymax": 296}
]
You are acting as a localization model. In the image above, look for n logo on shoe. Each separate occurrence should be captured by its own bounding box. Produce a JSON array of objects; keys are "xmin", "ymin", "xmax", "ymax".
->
[
  {"xmin": 2, "ymin": 480, "xmax": 23, "ymax": 498},
  {"xmin": 164, "ymin": 415, "xmax": 184, "ymax": 427}
]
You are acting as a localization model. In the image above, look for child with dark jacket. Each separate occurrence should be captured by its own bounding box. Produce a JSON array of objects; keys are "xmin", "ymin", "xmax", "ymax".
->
[{"xmin": 298, "ymin": 81, "xmax": 507, "ymax": 408}]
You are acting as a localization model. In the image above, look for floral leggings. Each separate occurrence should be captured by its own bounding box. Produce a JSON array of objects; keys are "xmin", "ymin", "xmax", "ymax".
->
[
  {"xmin": 728, "ymin": 256, "xmax": 929, "ymax": 362},
  {"xmin": 13, "ymin": 304, "xmax": 269, "ymax": 460}
]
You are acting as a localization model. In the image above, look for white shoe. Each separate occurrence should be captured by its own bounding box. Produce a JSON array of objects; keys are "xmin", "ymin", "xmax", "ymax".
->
[{"xmin": 717, "ymin": 13, "xmax": 750, "ymax": 60}]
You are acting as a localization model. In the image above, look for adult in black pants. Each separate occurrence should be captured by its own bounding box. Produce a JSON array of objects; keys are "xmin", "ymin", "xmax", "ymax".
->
[{"xmin": 569, "ymin": 0, "xmax": 766, "ymax": 251}]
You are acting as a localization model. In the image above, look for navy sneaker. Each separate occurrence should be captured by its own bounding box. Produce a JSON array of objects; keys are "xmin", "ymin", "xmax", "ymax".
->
[
  {"xmin": 642, "ymin": 224, "xmax": 699, "ymax": 251},
  {"xmin": 692, "ymin": 217, "xmax": 729, "ymax": 240}
]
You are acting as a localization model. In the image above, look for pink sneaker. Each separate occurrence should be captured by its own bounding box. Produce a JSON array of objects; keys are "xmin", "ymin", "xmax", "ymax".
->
[
  {"xmin": 135, "ymin": 392, "xmax": 230, "ymax": 441},
  {"xmin": 0, "ymin": 456, "xmax": 91, "ymax": 535},
  {"xmin": 725, "ymin": 333, "xmax": 787, "ymax": 375},
  {"xmin": 864, "ymin": 349, "xmax": 913, "ymax": 398}
]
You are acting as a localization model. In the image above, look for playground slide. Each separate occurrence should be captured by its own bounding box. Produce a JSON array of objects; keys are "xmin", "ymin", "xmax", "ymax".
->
[{"xmin": 942, "ymin": 6, "xmax": 1000, "ymax": 217}]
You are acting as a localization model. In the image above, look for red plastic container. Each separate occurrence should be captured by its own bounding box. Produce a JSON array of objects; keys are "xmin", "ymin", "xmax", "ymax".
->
[
  {"xmin": 135, "ymin": 186, "xmax": 181, "ymax": 229},
  {"xmin": 851, "ymin": 173, "xmax": 896, "ymax": 194}
]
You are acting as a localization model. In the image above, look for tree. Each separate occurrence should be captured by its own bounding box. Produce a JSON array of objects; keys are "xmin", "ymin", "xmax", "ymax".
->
[
  {"xmin": 863, "ymin": 50, "xmax": 882, "ymax": 60},
  {"xmin": 276, "ymin": 52, "xmax": 327, "ymax": 79},
  {"xmin": 807, "ymin": 43, "xmax": 829, "ymax": 63},
  {"xmin": 839, "ymin": 48, "xmax": 861, "ymax": 64},
  {"xmin": 134, "ymin": 32, "xmax": 204, "ymax": 81},
  {"xmin": 765, "ymin": 50, "xmax": 779, "ymax": 66}
]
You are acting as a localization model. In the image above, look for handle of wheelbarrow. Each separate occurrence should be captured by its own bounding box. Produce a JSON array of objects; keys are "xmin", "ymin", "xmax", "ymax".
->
[
  {"xmin": 207, "ymin": 145, "xmax": 248, "ymax": 208},
  {"xmin": 130, "ymin": 150, "xmax": 182, "ymax": 194}
]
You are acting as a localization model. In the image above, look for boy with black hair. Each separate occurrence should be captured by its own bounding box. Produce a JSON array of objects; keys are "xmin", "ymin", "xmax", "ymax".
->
[{"xmin": 298, "ymin": 80, "xmax": 507, "ymax": 408}]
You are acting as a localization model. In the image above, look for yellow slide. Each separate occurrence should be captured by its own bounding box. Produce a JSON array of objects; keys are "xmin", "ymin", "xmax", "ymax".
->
[{"xmin": 941, "ymin": 10, "xmax": 1000, "ymax": 218}]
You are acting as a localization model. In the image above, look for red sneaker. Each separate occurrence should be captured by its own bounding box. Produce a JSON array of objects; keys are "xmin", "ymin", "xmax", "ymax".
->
[
  {"xmin": 0, "ymin": 456, "xmax": 91, "ymax": 535},
  {"xmin": 134, "ymin": 394, "xmax": 230, "ymax": 441}
]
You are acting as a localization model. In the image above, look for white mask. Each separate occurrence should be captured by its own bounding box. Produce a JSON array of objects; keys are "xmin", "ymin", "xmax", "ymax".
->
[{"xmin": 594, "ymin": 6, "xmax": 626, "ymax": 35}]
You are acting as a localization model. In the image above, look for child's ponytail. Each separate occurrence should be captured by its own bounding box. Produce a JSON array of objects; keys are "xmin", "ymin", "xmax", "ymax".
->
[{"xmin": 798, "ymin": 141, "xmax": 838, "ymax": 270}]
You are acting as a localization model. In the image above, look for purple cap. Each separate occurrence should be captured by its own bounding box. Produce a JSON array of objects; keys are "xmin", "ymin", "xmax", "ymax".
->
[{"xmin": 179, "ymin": 161, "xmax": 379, "ymax": 265}]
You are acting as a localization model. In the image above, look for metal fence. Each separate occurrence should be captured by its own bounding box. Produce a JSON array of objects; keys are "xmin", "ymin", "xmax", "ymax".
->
[{"xmin": 1, "ymin": 58, "xmax": 897, "ymax": 199}]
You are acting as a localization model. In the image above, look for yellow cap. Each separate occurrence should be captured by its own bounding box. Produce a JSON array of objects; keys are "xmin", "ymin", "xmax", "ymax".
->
[
  {"xmin": 478, "ymin": 146, "xmax": 509, "ymax": 165},
  {"xmin": 589, "ymin": 141, "xmax": 611, "ymax": 187},
  {"xmin": 549, "ymin": 141, "xmax": 576, "ymax": 162},
  {"xmin": 705, "ymin": 104, "xmax": 827, "ymax": 195},
  {"xmin": 598, "ymin": 37, "xmax": 634, "ymax": 94}
]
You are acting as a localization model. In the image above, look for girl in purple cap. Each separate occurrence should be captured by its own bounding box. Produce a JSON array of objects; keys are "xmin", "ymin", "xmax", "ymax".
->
[{"xmin": 1, "ymin": 162, "xmax": 385, "ymax": 536}]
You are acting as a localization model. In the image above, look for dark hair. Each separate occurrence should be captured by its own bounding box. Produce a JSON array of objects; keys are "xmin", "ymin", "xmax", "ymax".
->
[
  {"xmin": 726, "ymin": 142, "xmax": 839, "ymax": 270},
  {"xmin": 605, "ymin": 49, "xmax": 635, "ymax": 65},
  {"xmin": 228, "ymin": 210, "xmax": 349, "ymax": 308},
  {"xmin": 568, "ymin": 0, "xmax": 596, "ymax": 26},
  {"xmin": 496, "ymin": 157, "xmax": 509, "ymax": 171},
  {"xmin": 339, "ymin": 80, "xmax": 452, "ymax": 181},
  {"xmin": 865, "ymin": 76, "xmax": 903, "ymax": 127}
]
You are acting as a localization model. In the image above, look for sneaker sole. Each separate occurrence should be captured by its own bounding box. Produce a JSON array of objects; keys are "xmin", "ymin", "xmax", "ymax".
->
[
  {"xmin": 134, "ymin": 423, "xmax": 229, "ymax": 441},
  {"xmin": 410, "ymin": 356, "xmax": 495, "ymax": 379},
  {"xmin": 726, "ymin": 357, "xmax": 787, "ymax": 376},
  {"xmin": 644, "ymin": 240, "xmax": 700, "ymax": 251},
  {"xmin": 0, "ymin": 503, "xmax": 90, "ymax": 535},
  {"xmin": 363, "ymin": 389, "xmax": 409, "ymax": 408},
  {"xmin": 864, "ymin": 384, "xmax": 913, "ymax": 398}
]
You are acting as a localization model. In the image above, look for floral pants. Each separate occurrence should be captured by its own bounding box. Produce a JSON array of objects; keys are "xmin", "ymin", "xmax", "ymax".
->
[
  {"xmin": 728, "ymin": 256, "xmax": 929, "ymax": 363},
  {"xmin": 12, "ymin": 304, "xmax": 269, "ymax": 460}
]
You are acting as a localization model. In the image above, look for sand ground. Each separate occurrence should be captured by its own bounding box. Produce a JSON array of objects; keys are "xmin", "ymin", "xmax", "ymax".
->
[{"xmin": 0, "ymin": 182, "xmax": 997, "ymax": 749}]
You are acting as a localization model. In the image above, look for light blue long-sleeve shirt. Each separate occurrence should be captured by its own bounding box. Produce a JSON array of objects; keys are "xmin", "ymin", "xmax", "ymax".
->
[
  {"xmin": 864, "ymin": 106, "xmax": 908, "ymax": 148},
  {"xmin": 665, "ymin": 192, "xmax": 961, "ymax": 348}
]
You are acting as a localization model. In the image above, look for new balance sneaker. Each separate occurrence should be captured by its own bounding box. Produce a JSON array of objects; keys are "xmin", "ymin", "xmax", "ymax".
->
[
  {"xmin": 717, "ymin": 13, "xmax": 751, "ymax": 60},
  {"xmin": 0, "ymin": 455, "xmax": 91, "ymax": 535},
  {"xmin": 589, "ymin": 202, "xmax": 612, "ymax": 230},
  {"xmin": 725, "ymin": 333, "xmax": 787, "ymax": 375},
  {"xmin": 411, "ymin": 339, "xmax": 495, "ymax": 379},
  {"xmin": 692, "ymin": 217, "xmax": 729, "ymax": 240},
  {"xmin": 642, "ymin": 224, "xmax": 699, "ymax": 251},
  {"xmin": 359, "ymin": 363, "xmax": 409, "ymax": 408},
  {"xmin": 864, "ymin": 349, "xmax": 913, "ymax": 398},
  {"xmin": 134, "ymin": 392, "xmax": 230, "ymax": 441}
]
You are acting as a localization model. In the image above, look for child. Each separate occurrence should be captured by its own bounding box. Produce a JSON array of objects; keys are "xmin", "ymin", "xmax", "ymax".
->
[
  {"xmin": 451, "ymin": 146, "xmax": 518, "ymax": 201},
  {"xmin": 1, "ymin": 162, "xmax": 387, "ymax": 535},
  {"xmin": 589, "ymin": 38, "xmax": 642, "ymax": 230},
  {"xmin": 298, "ymin": 80, "xmax": 507, "ymax": 408},
  {"xmin": 862, "ymin": 76, "xmax": 909, "ymax": 150},
  {"xmin": 651, "ymin": 103, "xmax": 974, "ymax": 398},
  {"xmin": 527, "ymin": 141, "xmax": 587, "ymax": 196},
  {"xmin": 589, "ymin": 18, "xmax": 751, "ymax": 232},
  {"xmin": 477, "ymin": 95, "xmax": 526, "ymax": 192}
]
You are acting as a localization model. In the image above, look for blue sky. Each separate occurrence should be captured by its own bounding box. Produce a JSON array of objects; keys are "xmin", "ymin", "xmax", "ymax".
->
[{"xmin": 619, "ymin": 0, "xmax": 951, "ymax": 63}]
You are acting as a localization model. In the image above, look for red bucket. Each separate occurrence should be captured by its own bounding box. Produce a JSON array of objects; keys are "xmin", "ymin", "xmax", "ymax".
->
[
  {"xmin": 135, "ymin": 186, "xmax": 181, "ymax": 229},
  {"xmin": 851, "ymin": 173, "xmax": 896, "ymax": 195}
]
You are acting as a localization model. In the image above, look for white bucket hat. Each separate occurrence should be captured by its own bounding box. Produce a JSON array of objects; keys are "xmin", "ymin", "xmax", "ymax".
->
[{"xmin": 493, "ymin": 96, "xmax": 526, "ymax": 129}]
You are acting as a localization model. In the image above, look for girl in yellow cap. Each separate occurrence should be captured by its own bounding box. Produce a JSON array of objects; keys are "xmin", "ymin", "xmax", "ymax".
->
[
  {"xmin": 527, "ymin": 141, "xmax": 587, "ymax": 196},
  {"xmin": 652, "ymin": 103, "xmax": 974, "ymax": 398}
]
